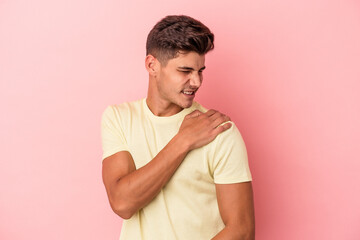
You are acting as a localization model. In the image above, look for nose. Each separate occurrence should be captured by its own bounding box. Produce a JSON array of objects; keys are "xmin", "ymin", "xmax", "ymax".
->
[{"xmin": 189, "ymin": 72, "xmax": 202, "ymax": 88}]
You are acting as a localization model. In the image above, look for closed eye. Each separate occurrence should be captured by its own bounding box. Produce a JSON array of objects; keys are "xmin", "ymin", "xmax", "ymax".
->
[{"xmin": 178, "ymin": 66, "xmax": 206, "ymax": 73}]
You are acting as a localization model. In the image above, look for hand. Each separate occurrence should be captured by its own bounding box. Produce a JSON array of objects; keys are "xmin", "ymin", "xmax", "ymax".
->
[{"xmin": 178, "ymin": 109, "xmax": 232, "ymax": 151}]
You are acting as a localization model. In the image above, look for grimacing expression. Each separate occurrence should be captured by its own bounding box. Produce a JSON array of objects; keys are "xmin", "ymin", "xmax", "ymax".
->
[{"xmin": 155, "ymin": 51, "xmax": 206, "ymax": 109}]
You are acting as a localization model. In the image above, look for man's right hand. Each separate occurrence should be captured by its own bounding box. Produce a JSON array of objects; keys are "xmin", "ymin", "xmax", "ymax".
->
[{"xmin": 178, "ymin": 109, "xmax": 232, "ymax": 151}]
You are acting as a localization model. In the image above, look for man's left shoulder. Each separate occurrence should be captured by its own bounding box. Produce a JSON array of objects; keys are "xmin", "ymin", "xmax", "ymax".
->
[
  {"xmin": 216, "ymin": 121, "xmax": 244, "ymax": 145},
  {"xmin": 192, "ymin": 101, "xmax": 208, "ymax": 113}
]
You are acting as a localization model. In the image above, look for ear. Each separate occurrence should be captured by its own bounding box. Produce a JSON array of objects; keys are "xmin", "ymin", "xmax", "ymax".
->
[{"xmin": 145, "ymin": 54, "xmax": 159, "ymax": 76}]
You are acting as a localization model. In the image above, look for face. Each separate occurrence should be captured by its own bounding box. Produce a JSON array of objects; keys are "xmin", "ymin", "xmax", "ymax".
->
[{"xmin": 154, "ymin": 51, "xmax": 206, "ymax": 109}]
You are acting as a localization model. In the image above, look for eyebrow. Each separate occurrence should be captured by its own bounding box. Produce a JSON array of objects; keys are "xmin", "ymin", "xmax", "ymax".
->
[{"xmin": 178, "ymin": 66, "xmax": 206, "ymax": 71}]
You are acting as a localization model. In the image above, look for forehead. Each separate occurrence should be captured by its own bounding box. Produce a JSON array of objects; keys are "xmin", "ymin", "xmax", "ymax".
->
[{"xmin": 166, "ymin": 51, "xmax": 205, "ymax": 68}]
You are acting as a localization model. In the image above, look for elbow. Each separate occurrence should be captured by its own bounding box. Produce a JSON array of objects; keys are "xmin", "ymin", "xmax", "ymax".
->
[
  {"xmin": 114, "ymin": 208, "xmax": 134, "ymax": 220},
  {"xmin": 110, "ymin": 199, "xmax": 136, "ymax": 220},
  {"xmin": 240, "ymin": 232, "xmax": 255, "ymax": 240},
  {"xmin": 239, "ymin": 225, "xmax": 255, "ymax": 240},
  {"xmin": 228, "ymin": 223, "xmax": 255, "ymax": 240}
]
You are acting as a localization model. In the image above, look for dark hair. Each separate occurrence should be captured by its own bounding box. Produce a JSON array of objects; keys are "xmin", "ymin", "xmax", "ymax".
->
[{"xmin": 146, "ymin": 15, "xmax": 214, "ymax": 65}]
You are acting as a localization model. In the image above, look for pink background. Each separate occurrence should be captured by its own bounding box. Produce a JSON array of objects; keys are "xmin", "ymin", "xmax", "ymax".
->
[{"xmin": 1, "ymin": 0, "xmax": 359, "ymax": 239}]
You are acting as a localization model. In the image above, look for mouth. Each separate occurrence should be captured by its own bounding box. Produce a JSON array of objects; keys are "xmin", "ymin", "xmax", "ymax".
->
[{"xmin": 181, "ymin": 90, "xmax": 195, "ymax": 96}]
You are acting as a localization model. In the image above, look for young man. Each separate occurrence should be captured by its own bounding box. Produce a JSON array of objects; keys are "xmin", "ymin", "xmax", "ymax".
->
[{"xmin": 101, "ymin": 15, "xmax": 255, "ymax": 240}]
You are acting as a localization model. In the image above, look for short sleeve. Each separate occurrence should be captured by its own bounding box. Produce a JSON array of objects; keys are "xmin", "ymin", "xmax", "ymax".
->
[
  {"xmin": 101, "ymin": 105, "xmax": 129, "ymax": 161},
  {"xmin": 209, "ymin": 123, "xmax": 252, "ymax": 184}
]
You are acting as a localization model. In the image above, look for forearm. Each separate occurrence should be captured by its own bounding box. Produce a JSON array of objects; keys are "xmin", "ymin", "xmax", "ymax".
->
[
  {"xmin": 110, "ymin": 134, "xmax": 190, "ymax": 218},
  {"xmin": 212, "ymin": 225, "xmax": 255, "ymax": 240}
]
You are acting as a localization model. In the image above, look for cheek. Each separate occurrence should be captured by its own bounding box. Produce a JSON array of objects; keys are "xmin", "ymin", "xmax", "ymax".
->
[
  {"xmin": 158, "ymin": 71, "xmax": 188, "ymax": 92},
  {"xmin": 157, "ymin": 74, "xmax": 176, "ymax": 94},
  {"xmin": 166, "ymin": 74, "xmax": 185, "ymax": 87}
]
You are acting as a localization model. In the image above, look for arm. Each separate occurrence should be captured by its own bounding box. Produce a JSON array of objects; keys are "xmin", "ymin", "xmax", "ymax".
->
[
  {"xmin": 212, "ymin": 182, "xmax": 255, "ymax": 240},
  {"xmin": 102, "ymin": 109, "xmax": 231, "ymax": 219}
]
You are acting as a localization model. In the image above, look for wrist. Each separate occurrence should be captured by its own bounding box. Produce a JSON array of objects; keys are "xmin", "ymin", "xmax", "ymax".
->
[{"xmin": 172, "ymin": 133, "xmax": 192, "ymax": 153}]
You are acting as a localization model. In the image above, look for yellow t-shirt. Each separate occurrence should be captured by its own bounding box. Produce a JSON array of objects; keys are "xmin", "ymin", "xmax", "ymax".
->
[{"xmin": 101, "ymin": 98, "xmax": 252, "ymax": 240}]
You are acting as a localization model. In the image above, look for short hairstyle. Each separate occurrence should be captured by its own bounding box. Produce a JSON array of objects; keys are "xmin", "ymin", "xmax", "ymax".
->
[{"xmin": 146, "ymin": 15, "xmax": 214, "ymax": 65}]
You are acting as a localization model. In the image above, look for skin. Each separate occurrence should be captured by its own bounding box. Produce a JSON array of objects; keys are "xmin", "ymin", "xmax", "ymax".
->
[
  {"xmin": 146, "ymin": 51, "xmax": 206, "ymax": 116},
  {"xmin": 102, "ymin": 51, "xmax": 255, "ymax": 239}
]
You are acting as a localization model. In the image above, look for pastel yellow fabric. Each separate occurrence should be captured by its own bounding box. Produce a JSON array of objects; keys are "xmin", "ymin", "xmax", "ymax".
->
[{"xmin": 101, "ymin": 98, "xmax": 252, "ymax": 240}]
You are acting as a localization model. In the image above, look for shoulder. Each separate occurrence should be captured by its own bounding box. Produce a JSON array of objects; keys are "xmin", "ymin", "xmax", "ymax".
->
[
  {"xmin": 102, "ymin": 98, "xmax": 144, "ymax": 120},
  {"xmin": 220, "ymin": 122, "xmax": 243, "ymax": 139},
  {"xmin": 215, "ymin": 122, "xmax": 245, "ymax": 148},
  {"xmin": 192, "ymin": 101, "xmax": 208, "ymax": 113},
  {"xmin": 193, "ymin": 101, "xmax": 242, "ymax": 140}
]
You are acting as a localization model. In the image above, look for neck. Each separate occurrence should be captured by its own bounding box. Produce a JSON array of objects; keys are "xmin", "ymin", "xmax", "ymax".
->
[
  {"xmin": 146, "ymin": 95, "xmax": 183, "ymax": 117},
  {"xmin": 146, "ymin": 76, "xmax": 184, "ymax": 117}
]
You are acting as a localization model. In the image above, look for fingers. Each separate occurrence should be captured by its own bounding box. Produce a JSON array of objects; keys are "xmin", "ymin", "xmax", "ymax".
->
[
  {"xmin": 185, "ymin": 110, "xmax": 202, "ymax": 118},
  {"xmin": 213, "ymin": 122, "xmax": 232, "ymax": 135},
  {"xmin": 206, "ymin": 110, "xmax": 231, "ymax": 129},
  {"xmin": 180, "ymin": 109, "xmax": 232, "ymax": 150},
  {"xmin": 185, "ymin": 109, "xmax": 232, "ymax": 131},
  {"xmin": 211, "ymin": 115, "xmax": 231, "ymax": 129},
  {"xmin": 206, "ymin": 109, "xmax": 231, "ymax": 120},
  {"xmin": 205, "ymin": 109, "xmax": 217, "ymax": 117}
]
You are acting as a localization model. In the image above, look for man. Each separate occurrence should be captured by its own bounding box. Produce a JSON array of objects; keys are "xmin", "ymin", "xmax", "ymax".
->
[{"xmin": 101, "ymin": 15, "xmax": 255, "ymax": 240}]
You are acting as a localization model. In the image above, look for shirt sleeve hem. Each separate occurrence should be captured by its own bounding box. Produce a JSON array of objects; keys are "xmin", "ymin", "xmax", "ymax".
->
[
  {"xmin": 214, "ymin": 176, "xmax": 252, "ymax": 184},
  {"xmin": 102, "ymin": 148, "xmax": 130, "ymax": 161}
]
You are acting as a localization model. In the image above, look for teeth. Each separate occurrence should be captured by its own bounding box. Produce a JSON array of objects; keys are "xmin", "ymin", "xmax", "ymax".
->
[{"xmin": 183, "ymin": 91, "xmax": 194, "ymax": 95}]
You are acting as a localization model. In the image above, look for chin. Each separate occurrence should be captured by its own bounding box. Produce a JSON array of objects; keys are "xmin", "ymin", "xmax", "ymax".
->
[
  {"xmin": 179, "ymin": 100, "xmax": 193, "ymax": 109},
  {"xmin": 170, "ymin": 95, "xmax": 194, "ymax": 109}
]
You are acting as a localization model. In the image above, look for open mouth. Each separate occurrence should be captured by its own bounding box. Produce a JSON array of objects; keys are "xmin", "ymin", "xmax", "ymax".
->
[{"xmin": 181, "ymin": 90, "xmax": 195, "ymax": 96}]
